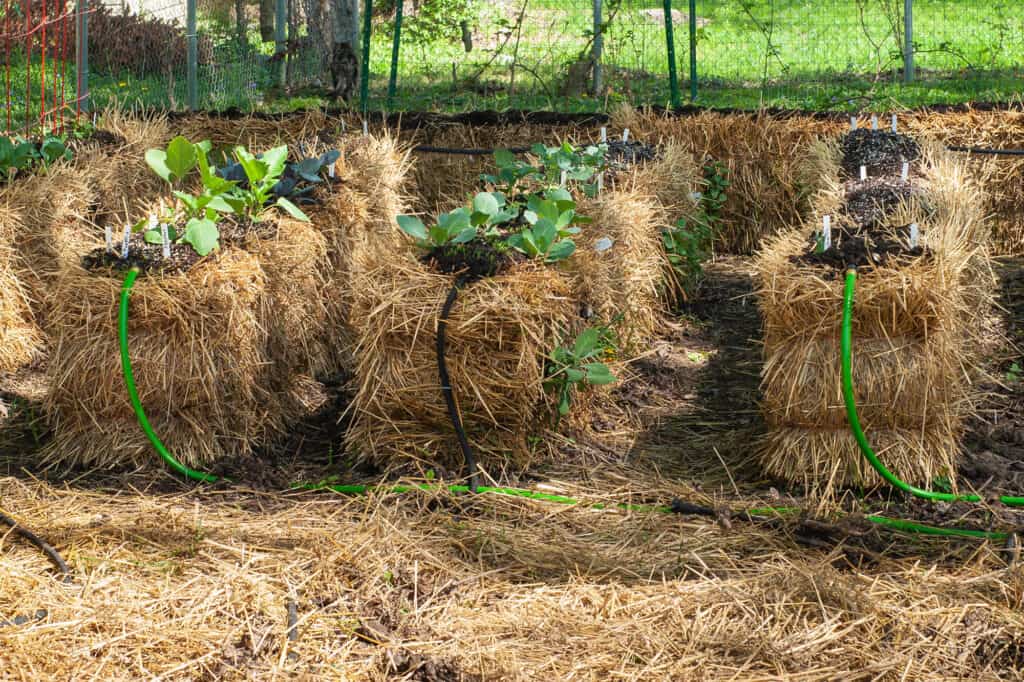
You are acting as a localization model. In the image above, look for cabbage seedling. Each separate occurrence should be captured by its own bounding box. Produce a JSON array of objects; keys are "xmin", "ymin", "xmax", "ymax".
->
[
  {"xmin": 397, "ymin": 207, "xmax": 477, "ymax": 249},
  {"xmin": 544, "ymin": 325, "xmax": 618, "ymax": 418}
]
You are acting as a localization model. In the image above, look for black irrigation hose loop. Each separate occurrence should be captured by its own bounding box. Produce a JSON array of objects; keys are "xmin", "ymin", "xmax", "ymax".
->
[
  {"xmin": 437, "ymin": 280, "xmax": 481, "ymax": 493},
  {"xmin": 0, "ymin": 510, "xmax": 72, "ymax": 582}
]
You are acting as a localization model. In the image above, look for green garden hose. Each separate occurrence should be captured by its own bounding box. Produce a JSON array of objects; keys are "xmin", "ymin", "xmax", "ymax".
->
[
  {"xmin": 119, "ymin": 267, "xmax": 219, "ymax": 484},
  {"xmin": 116, "ymin": 269, "xmax": 1011, "ymax": 543},
  {"xmin": 841, "ymin": 267, "xmax": 1024, "ymax": 508}
]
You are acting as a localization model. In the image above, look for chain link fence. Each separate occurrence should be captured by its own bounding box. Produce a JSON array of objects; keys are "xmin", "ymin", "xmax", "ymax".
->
[{"xmin": 16, "ymin": 0, "xmax": 1024, "ymax": 116}]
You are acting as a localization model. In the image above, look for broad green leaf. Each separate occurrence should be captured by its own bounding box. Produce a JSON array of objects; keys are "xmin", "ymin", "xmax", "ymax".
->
[
  {"xmin": 506, "ymin": 233, "xmax": 524, "ymax": 252},
  {"xmin": 573, "ymin": 328, "xmax": 600, "ymax": 357},
  {"xmin": 523, "ymin": 210, "xmax": 538, "ymax": 225},
  {"xmin": 145, "ymin": 149, "xmax": 173, "ymax": 182},
  {"xmin": 165, "ymin": 136, "xmax": 197, "ymax": 181},
  {"xmin": 546, "ymin": 187, "xmax": 572, "ymax": 203},
  {"xmin": 261, "ymin": 145, "xmax": 289, "ymax": 179},
  {"xmin": 276, "ymin": 196, "xmax": 310, "ymax": 222},
  {"xmin": 533, "ymin": 218, "xmax": 557, "ymax": 252},
  {"xmin": 555, "ymin": 209, "xmax": 575, "ymax": 230},
  {"xmin": 452, "ymin": 227, "xmax": 477, "ymax": 244},
  {"xmin": 429, "ymin": 224, "xmax": 448, "ymax": 246},
  {"xmin": 558, "ymin": 391, "xmax": 571, "ymax": 416},
  {"xmin": 144, "ymin": 228, "xmax": 164, "ymax": 245},
  {"xmin": 564, "ymin": 368, "xmax": 585, "ymax": 383},
  {"xmin": 583, "ymin": 363, "xmax": 617, "ymax": 385},
  {"xmin": 196, "ymin": 140, "xmax": 213, "ymax": 153},
  {"xmin": 494, "ymin": 149, "xmax": 515, "ymax": 167},
  {"xmin": 173, "ymin": 190, "xmax": 200, "ymax": 212},
  {"xmin": 472, "ymin": 192, "xmax": 499, "ymax": 216},
  {"xmin": 546, "ymin": 239, "xmax": 576, "ymax": 263},
  {"xmin": 396, "ymin": 215, "xmax": 428, "ymax": 241},
  {"xmin": 183, "ymin": 218, "xmax": 220, "ymax": 256},
  {"xmin": 519, "ymin": 229, "xmax": 539, "ymax": 256},
  {"xmin": 207, "ymin": 195, "xmax": 237, "ymax": 214},
  {"xmin": 234, "ymin": 146, "xmax": 266, "ymax": 186}
]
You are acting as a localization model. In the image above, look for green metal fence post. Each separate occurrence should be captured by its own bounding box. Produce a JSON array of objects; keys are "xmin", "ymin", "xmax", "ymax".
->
[
  {"xmin": 663, "ymin": 0, "xmax": 680, "ymax": 109},
  {"xmin": 903, "ymin": 0, "xmax": 914, "ymax": 83},
  {"xmin": 591, "ymin": 0, "xmax": 603, "ymax": 97},
  {"xmin": 689, "ymin": 0, "xmax": 697, "ymax": 101},
  {"xmin": 360, "ymin": 0, "xmax": 372, "ymax": 113},
  {"xmin": 75, "ymin": 0, "xmax": 89, "ymax": 113},
  {"xmin": 387, "ymin": 0, "xmax": 403, "ymax": 108},
  {"xmin": 275, "ymin": 0, "xmax": 287, "ymax": 88},
  {"xmin": 187, "ymin": 0, "xmax": 198, "ymax": 110}
]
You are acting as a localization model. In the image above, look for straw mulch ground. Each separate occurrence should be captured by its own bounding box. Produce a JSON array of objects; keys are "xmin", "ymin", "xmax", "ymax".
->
[{"xmin": 756, "ymin": 138, "xmax": 995, "ymax": 503}]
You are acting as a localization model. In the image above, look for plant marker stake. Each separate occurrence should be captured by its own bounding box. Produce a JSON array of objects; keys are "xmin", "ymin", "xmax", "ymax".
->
[
  {"xmin": 909, "ymin": 222, "xmax": 918, "ymax": 248},
  {"xmin": 600, "ymin": 126, "xmax": 607, "ymax": 142},
  {"xmin": 871, "ymin": 115, "xmax": 878, "ymax": 130},
  {"xmin": 104, "ymin": 225, "xmax": 113, "ymax": 254},
  {"xmin": 597, "ymin": 172, "xmax": 603, "ymax": 193},
  {"xmin": 823, "ymin": 215, "xmax": 831, "ymax": 250},
  {"xmin": 892, "ymin": 114, "xmax": 898, "ymax": 132},
  {"xmin": 328, "ymin": 162, "xmax": 335, "ymax": 179},
  {"xmin": 901, "ymin": 161, "xmax": 909, "ymax": 181},
  {"xmin": 850, "ymin": 116, "xmax": 857, "ymax": 131},
  {"xmin": 362, "ymin": 120, "xmax": 368, "ymax": 136},
  {"xmin": 560, "ymin": 170, "xmax": 567, "ymax": 187},
  {"xmin": 622, "ymin": 128, "xmax": 629, "ymax": 142},
  {"xmin": 161, "ymin": 222, "xmax": 170, "ymax": 259},
  {"xmin": 121, "ymin": 225, "xmax": 131, "ymax": 260},
  {"xmin": 860, "ymin": 165, "xmax": 867, "ymax": 181}
]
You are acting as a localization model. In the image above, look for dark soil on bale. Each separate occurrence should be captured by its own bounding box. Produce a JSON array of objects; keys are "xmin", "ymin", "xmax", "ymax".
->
[
  {"xmin": 840, "ymin": 129, "xmax": 921, "ymax": 178},
  {"xmin": 842, "ymin": 177, "xmax": 927, "ymax": 229},
  {"xmin": 604, "ymin": 139, "xmax": 659, "ymax": 171},
  {"xmin": 424, "ymin": 237, "xmax": 522, "ymax": 280},
  {"xmin": 81, "ymin": 217, "xmax": 278, "ymax": 276},
  {"xmin": 68, "ymin": 128, "xmax": 127, "ymax": 153},
  {"xmin": 793, "ymin": 224, "xmax": 927, "ymax": 270}
]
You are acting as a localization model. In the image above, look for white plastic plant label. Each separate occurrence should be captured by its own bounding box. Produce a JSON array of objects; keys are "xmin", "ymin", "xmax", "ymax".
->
[
  {"xmin": 891, "ymin": 114, "xmax": 898, "ymax": 132},
  {"xmin": 823, "ymin": 215, "xmax": 832, "ymax": 250},
  {"xmin": 622, "ymin": 128, "xmax": 630, "ymax": 142},
  {"xmin": 594, "ymin": 237, "xmax": 614, "ymax": 252},
  {"xmin": 362, "ymin": 120, "xmax": 368, "ymax": 136},
  {"xmin": 328, "ymin": 161, "xmax": 335, "ymax": 179},
  {"xmin": 600, "ymin": 126, "xmax": 607, "ymax": 142},
  {"xmin": 850, "ymin": 116, "xmax": 857, "ymax": 130},
  {"xmin": 105, "ymin": 225, "xmax": 113, "ymax": 254},
  {"xmin": 901, "ymin": 161, "xmax": 909, "ymax": 181},
  {"xmin": 909, "ymin": 222, "xmax": 919, "ymax": 248},
  {"xmin": 860, "ymin": 165, "xmax": 867, "ymax": 181},
  {"xmin": 596, "ymin": 172, "xmax": 603, "ymax": 193},
  {"xmin": 560, "ymin": 170, "xmax": 567, "ymax": 187},
  {"xmin": 871, "ymin": 115, "xmax": 878, "ymax": 130},
  {"xmin": 121, "ymin": 225, "xmax": 131, "ymax": 260},
  {"xmin": 161, "ymin": 222, "xmax": 171, "ymax": 259}
]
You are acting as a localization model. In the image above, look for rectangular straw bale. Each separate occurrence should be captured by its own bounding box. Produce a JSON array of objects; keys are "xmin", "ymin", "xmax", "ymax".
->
[
  {"xmin": 570, "ymin": 190, "xmax": 666, "ymax": 350},
  {"xmin": 41, "ymin": 250, "xmax": 276, "ymax": 469},
  {"xmin": 348, "ymin": 255, "xmax": 578, "ymax": 472},
  {"xmin": 612, "ymin": 106, "xmax": 840, "ymax": 254}
]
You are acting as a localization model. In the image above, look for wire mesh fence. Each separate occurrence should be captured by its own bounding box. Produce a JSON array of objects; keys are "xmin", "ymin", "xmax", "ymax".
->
[{"xmin": 3, "ymin": 0, "xmax": 1024, "ymax": 125}]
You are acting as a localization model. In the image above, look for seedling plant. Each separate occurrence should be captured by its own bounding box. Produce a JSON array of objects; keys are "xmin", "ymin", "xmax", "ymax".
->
[{"xmin": 545, "ymin": 323, "xmax": 618, "ymax": 419}]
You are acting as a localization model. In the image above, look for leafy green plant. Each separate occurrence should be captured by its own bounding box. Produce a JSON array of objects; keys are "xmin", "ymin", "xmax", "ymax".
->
[
  {"xmin": 544, "ymin": 324, "xmax": 618, "ymax": 418},
  {"xmin": 0, "ymin": 133, "xmax": 71, "ymax": 178},
  {"xmin": 219, "ymin": 149, "xmax": 340, "ymax": 204},
  {"xmin": 223, "ymin": 145, "xmax": 310, "ymax": 221},
  {"xmin": 480, "ymin": 149, "xmax": 539, "ymax": 194},
  {"xmin": 1006, "ymin": 362, "xmax": 1022, "ymax": 384},
  {"xmin": 145, "ymin": 136, "xmax": 207, "ymax": 185},
  {"xmin": 505, "ymin": 190, "xmax": 585, "ymax": 263},
  {"xmin": 482, "ymin": 143, "xmax": 608, "ymax": 197},
  {"xmin": 397, "ymin": 207, "xmax": 478, "ymax": 249},
  {"xmin": 662, "ymin": 161, "xmax": 730, "ymax": 298},
  {"xmin": 468, "ymin": 191, "xmax": 519, "ymax": 230}
]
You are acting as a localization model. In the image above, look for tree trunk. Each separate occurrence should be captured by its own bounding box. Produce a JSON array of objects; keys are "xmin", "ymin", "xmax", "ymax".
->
[
  {"xmin": 299, "ymin": 0, "xmax": 361, "ymax": 99},
  {"xmin": 236, "ymin": 0, "xmax": 248, "ymax": 45},
  {"xmin": 260, "ymin": 0, "xmax": 276, "ymax": 41}
]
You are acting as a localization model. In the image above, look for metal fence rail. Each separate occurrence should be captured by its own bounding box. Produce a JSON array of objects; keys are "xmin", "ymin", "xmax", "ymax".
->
[{"xmin": 4, "ymin": 0, "xmax": 1024, "ymax": 128}]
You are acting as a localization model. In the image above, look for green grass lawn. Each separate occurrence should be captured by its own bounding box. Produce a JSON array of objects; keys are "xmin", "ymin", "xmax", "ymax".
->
[{"xmin": 4, "ymin": 0, "xmax": 1023, "ymax": 122}]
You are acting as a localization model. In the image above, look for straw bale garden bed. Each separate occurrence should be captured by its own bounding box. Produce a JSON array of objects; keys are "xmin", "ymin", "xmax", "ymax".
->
[{"xmin": 2, "ymin": 106, "xmax": 1024, "ymax": 680}]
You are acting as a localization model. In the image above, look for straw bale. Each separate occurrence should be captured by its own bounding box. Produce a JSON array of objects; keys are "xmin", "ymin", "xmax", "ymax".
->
[
  {"xmin": 757, "ymin": 230, "xmax": 972, "ymax": 342},
  {"xmin": 758, "ymin": 425, "xmax": 959, "ymax": 499},
  {"xmin": 348, "ymin": 255, "xmax": 578, "ymax": 472},
  {"xmin": 627, "ymin": 139, "xmax": 702, "ymax": 225},
  {"xmin": 570, "ymin": 190, "xmax": 665, "ymax": 349},
  {"xmin": 173, "ymin": 110, "xmax": 339, "ymax": 149},
  {"xmin": 761, "ymin": 332, "xmax": 968, "ymax": 431},
  {"xmin": 0, "ymin": 205, "xmax": 43, "ymax": 374},
  {"xmin": 2, "ymin": 164, "xmax": 97, "ymax": 309},
  {"xmin": 41, "ymin": 250, "xmax": 277, "ymax": 469},
  {"xmin": 611, "ymin": 106, "xmax": 837, "ymax": 254},
  {"xmin": 74, "ymin": 108, "xmax": 172, "ymax": 226}
]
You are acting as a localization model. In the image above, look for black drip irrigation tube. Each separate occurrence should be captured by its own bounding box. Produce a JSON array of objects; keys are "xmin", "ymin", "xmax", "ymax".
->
[
  {"xmin": 116, "ymin": 267, "xmax": 1024, "ymax": 544},
  {"xmin": 437, "ymin": 281, "xmax": 480, "ymax": 492},
  {"xmin": 409, "ymin": 143, "xmax": 1024, "ymax": 158},
  {"xmin": 0, "ymin": 510, "xmax": 72, "ymax": 581}
]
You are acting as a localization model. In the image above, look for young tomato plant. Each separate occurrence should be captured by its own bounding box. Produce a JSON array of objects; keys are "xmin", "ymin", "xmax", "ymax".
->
[{"xmin": 544, "ymin": 324, "xmax": 618, "ymax": 419}]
